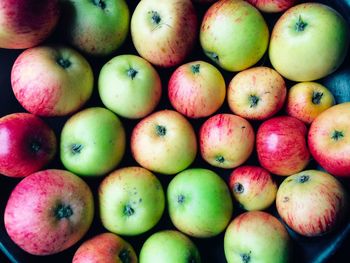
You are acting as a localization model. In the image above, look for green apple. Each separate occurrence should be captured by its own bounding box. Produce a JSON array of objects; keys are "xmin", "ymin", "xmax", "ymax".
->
[
  {"xmin": 224, "ymin": 211, "xmax": 291, "ymax": 263},
  {"xmin": 98, "ymin": 54, "xmax": 162, "ymax": 119},
  {"xmin": 131, "ymin": 110, "xmax": 197, "ymax": 175},
  {"xmin": 61, "ymin": 0, "xmax": 130, "ymax": 56},
  {"xmin": 167, "ymin": 168, "xmax": 233, "ymax": 238},
  {"xmin": 200, "ymin": 0, "xmax": 269, "ymax": 72},
  {"xmin": 269, "ymin": 3, "xmax": 350, "ymax": 81},
  {"xmin": 99, "ymin": 166, "xmax": 165, "ymax": 236},
  {"xmin": 60, "ymin": 107, "xmax": 125, "ymax": 176},
  {"xmin": 139, "ymin": 230, "xmax": 201, "ymax": 263}
]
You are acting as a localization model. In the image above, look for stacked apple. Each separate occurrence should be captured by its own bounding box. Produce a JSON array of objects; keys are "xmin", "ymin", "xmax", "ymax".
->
[{"xmin": 0, "ymin": 0, "xmax": 350, "ymax": 262}]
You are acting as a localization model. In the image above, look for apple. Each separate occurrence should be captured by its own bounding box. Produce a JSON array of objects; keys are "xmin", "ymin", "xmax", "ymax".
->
[
  {"xmin": 131, "ymin": 0, "xmax": 198, "ymax": 67},
  {"xmin": 199, "ymin": 113, "xmax": 255, "ymax": 169},
  {"xmin": 269, "ymin": 3, "xmax": 350, "ymax": 81},
  {"xmin": 60, "ymin": 107, "xmax": 126, "ymax": 177},
  {"xmin": 131, "ymin": 110, "xmax": 197, "ymax": 175},
  {"xmin": 4, "ymin": 169, "xmax": 94, "ymax": 255},
  {"xmin": 321, "ymin": 67, "xmax": 350, "ymax": 103},
  {"xmin": 0, "ymin": 113, "xmax": 56, "ymax": 177},
  {"xmin": 256, "ymin": 116, "xmax": 310, "ymax": 176},
  {"xmin": 229, "ymin": 165, "xmax": 277, "ymax": 211},
  {"xmin": 11, "ymin": 45, "xmax": 94, "ymax": 117},
  {"xmin": 99, "ymin": 166, "xmax": 165, "ymax": 236},
  {"xmin": 72, "ymin": 232, "xmax": 138, "ymax": 263},
  {"xmin": 286, "ymin": 82, "xmax": 335, "ymax": 124},
  {"xmin": 167, "ymin": 168, "xmax": 233, "ymax": 238},
  {"xmin": 200, "ymin": 0, "xmax": 269, "ymax": 72},
  {"xmin": 168, "ymin": 60, "xmax": 226, "ymax": 118},
  {"xmin": 227, "ymin": 66, "xmax": 287, "ymax": 120},
  {"xmin": 224, "ymin": 211, "xmax": 291, "ymax": 263},
  {"xmin": 0, "ymin": 0, "xmax": 60, "ymax": 49},
  {"xmin": 61, "ymin": 0, "xmax": 130, "ymax": 56},
  {"xmin": 308, "ymin": 102, "xmax": 350, "ymax": 177},
  {"xmin": 276, "ymin": 170, "xmax": 348, "ymax": 236},
  {"xmin": 139, "ymin": 230, "xmax": 200, "ymax": 263},
  {"xmin": 98, "ymin": 54, "xmax": 161, "ymax": 119},
  {"xmin": 246, "ymin": 0, "xmax": 296, "ymax": 13}
]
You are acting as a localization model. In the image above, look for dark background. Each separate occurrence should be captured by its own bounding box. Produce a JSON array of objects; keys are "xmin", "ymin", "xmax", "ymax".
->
[{"xmin": 1, "ymin": 0, "xmax": 350, "ymax": 262}]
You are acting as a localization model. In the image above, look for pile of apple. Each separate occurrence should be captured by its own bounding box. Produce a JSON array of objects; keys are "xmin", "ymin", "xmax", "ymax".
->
[{"xmin": 0, "ymin": 0, "xmax": 350, "ymax": 262}]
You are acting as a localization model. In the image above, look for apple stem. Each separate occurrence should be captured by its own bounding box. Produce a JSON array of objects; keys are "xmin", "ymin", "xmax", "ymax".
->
[
  {"xmin": 249, "ymin": 95, "xmax": 259, "ymax": 108},
  {"xmin": 191, "ymin": 64, "xmax": 201, "ymax": 74},
  {"xmin": 71, "ymin": 144, "xmax": 83, "ymax": 154},
  {"xmin": 155, "ymin": 125, "xmax": 166, "ymax": 136},
  {"xmin": 127, "ymin": 68, "xmax": 138, "ymax": 80},
  {"xmin": 297, "ymin": 175, "xmax": 310, "ymax": 183},
  {"xmin": 233, "ymin": 183, "xmax": 244, "ymax": 194},
  {"xmin": 30, "ymin": 140, "xmax": 41, "ymax": 153},
  {"xmin": 312, "ymin": 91, "xmax": 323, "ymax": 104},
  {"xmin": 150, "ymin": 11, "xmax": 161, "ymax": 24},
  {"xmin": 54, "ymin": 204, "xmax": 73, "ymax": 220},
  {"xmin": 57, "ymin": 58, "xmax": 71, "ymax": 69},
  {"xmin": 215, "ymin": 156, "xmax": 225, "ymax": 164},
  {"xmin": 331, "ymin": 130, "xmax": 344, "ymax": 141},
  {"xmin": 92, "ymin": 0, "xmax": 106, "ymax": 9},
  {"xmin": 240, "ymin": 251, "xmax": 251, "ymax": 263},
  {"xmin": 119, "ymin": 249, "xmax": 131, "ymax": 263},
  {"xmin": 123, "ymin": 204, "xmax": 135, "ymax": 216},
  {"xmin": 295, "ymin": 15, "xmax": 307, "ymax": 32}
]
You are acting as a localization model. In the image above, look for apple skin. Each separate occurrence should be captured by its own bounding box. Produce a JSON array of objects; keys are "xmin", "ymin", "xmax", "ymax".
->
[
  {"xmin": 256, "ymin": 116, "xmax": 310, "ymax": 176},
  {"xmin": 99, "ymin": 166, "xmax": 165, "ymax": 236},
  {"xmin": 4, "ymin": 169, "xmax": 94, "ymax": 255},
  {"xmin": 200, "ymin": 0, "xmax": 269, "ymax": 72},
  {"xmin": 246, "ymin": 0, "xmax": 296, "ymax": 13},
  {"xmin": 229, "ymin": 165, "xmax": 277, "ymax": 211},
  {"xmin": 60, "ymin": 107, "xmax": 126, "ymax": 177},
  {"xmin": 286, "ymin": 82, "xmax": 335, "ymax": 124},
  {"xmin": 0, "ymin": 113, "xmax": 56, "ymax": 177},
  {"xmin": 167, "ymin": 168, "xmax": 233, "ymax": 238},
  {"xmin": 61, "ymin": 0, "xmax": 129, "ymax": 56},
  {"xmin": 269, "ymin": 3, "xmax": 350, "ymax": 81},
  {"xmin": 98, "ymin": 54, "xmax": 161, "ymax": 119},
  {"xmin": 308, "ymin": 102, "xmax": 350, "ymax": 177},
  {"xmin": 131, "ymin": 110, "xmax": 197, "ymax": 175},
  {"xmin": 224, "ymin": 211, "xmax": 291, "ymax": 263},
  {"xmin": 131, "ymin": 0, "xmax": 198, "ymax": 67},
  {"xmin": 199, "ymin": 114, "xmax": 255, "ymax": 169},
  {"xmin": 11, "ymin": 45, "xmax": 94, "ymax": 117},
  {"xmin": 168, "ymin": 60, "xmax": 226, "ymax": 118},
  {"xmin": 276, "ymin": 170, "xmax": 348, "ymax": 236},
  {"xmin": 140, "ymin": 230, "xmax": 201, "ymax": 263},
  {"xmin": 0, "ymin": 0, "xmax": 60, "ymax": 49},
  {"xmin": 72, "ymin": 232, "xmax": 138, "ymax": 263},
  {"xmin": 227, "ymin": 66, "xmax": 287, "ymax": 120}
]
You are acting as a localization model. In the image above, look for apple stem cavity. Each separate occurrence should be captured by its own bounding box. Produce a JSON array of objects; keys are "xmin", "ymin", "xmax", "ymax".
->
[
  {"xmin": 123, "ymin": 204, "xmax": 135, "ymax": 217},
  {"xmin": 30, "ymin": 140, "xmax": 41, "ymax": 153},
  {"xmin": 92, "ymin": 0, "xmax": 106, "ymax": 9},
  {"xmin": 215, "ymin": 155, "xmax": 225, "ymax": 164},
  {"xmin": 295, "ymin": 15, "xmax": 308, "ymax": 32},
  {"xmin": 177, "ymin": 194, "xmax": 185, "ymax": 204},
  {"xmin": 249, "ymin": 95, "xmax": 260, "ymax": 108},
  {"xmin": 240, "ymin": 251, "xmax": 251, "ymax": 263},
  {"xmin": 155, "ymin": 125, "xmax": 166, "ymax": 137},
  {"xmin": 54, "ymin": 204, "xmax": 73, "ymax": 220},
  {"xmin": 233, "ymin": 183, "xmax": 244, "ymax": 194},
  {"xmin": 119, "ymin": 249, "xmax": 131, "ymax": 263},
  {"xmin": 191, "ymin": 64, "xmax": 201, "ymax": 74},
  {"xmin": 71, "ymin": 143, "xmax": 83, "ymax": 154},
  {"xmin": 150, "ymin": 11, "xmax": 161, "ymax": 25},
  {"xmin": 57, "ymin": 58, "xmax": 71, "ymax": 69},
  {"xmin": 312, "ymin": 91, "xmax": 323, "ymax": 104},
  {"xmin": 331, "ymin": 130, "xmax": 344, "ymax": 141},
  {"xmin": 297, "ymin": 175, "xmax": 310, "ymax": 183},
  {"xmin": 127, "ymin": 68, "xmax": 138, "ymax": 80}
]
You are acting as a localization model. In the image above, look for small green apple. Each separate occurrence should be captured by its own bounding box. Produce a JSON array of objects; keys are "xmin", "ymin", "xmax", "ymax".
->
[
  {"xmin": 167, "ymin": 168, "xmax": 233, "ymax": 238},
  {"xmin": 60, "ymin": 107, "xmax": 125, "ymax": 176}
]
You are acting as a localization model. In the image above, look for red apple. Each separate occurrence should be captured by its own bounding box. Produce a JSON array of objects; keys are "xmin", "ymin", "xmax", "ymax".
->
[
  {"xmin": 199, "ymin": 114, "xmax": 255, "ymax": 169},
  {"xmin": 72, "ymin": 232, "xmax": 138, "ymax": 263},
  {"xmin": 0, "ymin": 0, "xmax": 60, "ymax": 49},
  {"xmin": 246, "ymin": 0, "xmax": 296, "ymax": 13},
  {"xmin": 168, "ymin": 61, "xmax": 226, "ymax": 118},
  {"xmin": 308, "ymin": 102, "xmax": 350, "ymax": 177},
  {"xmin": 256, "ymin": 116, "xmax": 310, "ymax": 176},
  {"xmin": 276, "ymin": 170, "xmax": 348, "ymax": 236},
  {"xmin": 0, "ymin": 113, "xmax": 56, "ymax": 177},
  {"xmin": 4, "ymin": 169, "xmax": 94, "ymax": 255},
  {"xmin": 229, "ymin": 165, "xmax": 277, "ymax": 211},
  {"xmin": 227, "ymin": 66, "xmax": 287, "ymax": 120}
]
